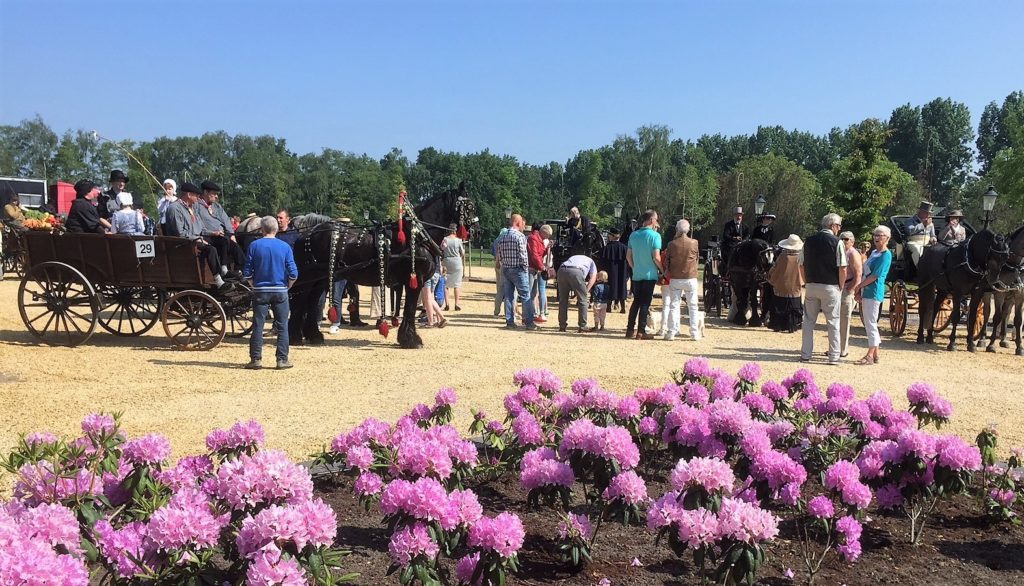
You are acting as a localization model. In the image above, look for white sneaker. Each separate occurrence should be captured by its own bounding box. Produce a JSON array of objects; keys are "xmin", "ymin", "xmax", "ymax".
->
[
  {"xmin": 692, "ymin": 334, "xmax": 703, "ymax": 341},
  {"xmin": 329, "ymin": 325, "xmax": 340, "ymax": 334},
  {"xmin": 664, "ymin": 334, "xmax": 675, "ymax": 341}
]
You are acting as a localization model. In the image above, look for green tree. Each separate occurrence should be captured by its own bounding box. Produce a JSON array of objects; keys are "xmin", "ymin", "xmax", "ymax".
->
[
  {"xmin": 977, "ymin": 90, "xmax": 1024, "ymax": 173},
  {"xmin": 987, "ymin": 111, "xmax": 1024, "ymax": 232},
  {"xmin": 822, "ymin": 119, "xmax": 916, "ymax": 239},
  {"xmin": 717, "ymin": 154, "xmax": 822, "ymax": 239}
]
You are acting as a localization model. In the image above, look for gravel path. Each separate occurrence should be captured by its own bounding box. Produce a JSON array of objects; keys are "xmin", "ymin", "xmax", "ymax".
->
[{"xmin": 2, "ymin": 276, "xmax": 1021, "ymax": 475}]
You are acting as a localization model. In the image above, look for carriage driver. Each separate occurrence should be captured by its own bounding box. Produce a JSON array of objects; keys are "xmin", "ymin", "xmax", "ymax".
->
[
  {"xmin": 197, "ymin": 180, "xmax": 246, "ymax": 275},
  {"xmin": 721, "ymin": 206, "xmax": 750, "ymax": 264},
  {"xmin": 164, "ymin": 182, "xmax": 227, "ymax": 288},
  {"xmin": 753, "ymin": 213, "xmax": 776, "ymax": 244},
  {"xmin": 905, "ymin": 201, "xmax": 937, "ymax": 266}
]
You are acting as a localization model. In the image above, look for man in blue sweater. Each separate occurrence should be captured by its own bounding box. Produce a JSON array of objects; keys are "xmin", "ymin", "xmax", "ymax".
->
[{"xmin": 244, "ymin": 216, "xmax": 299, "ymax": 370}]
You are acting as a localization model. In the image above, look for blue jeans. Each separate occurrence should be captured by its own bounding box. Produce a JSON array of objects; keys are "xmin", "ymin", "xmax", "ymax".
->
[
  {"xmin": 251, "ymin": 291, "xmax": 289, "ymax": 362},
  {"xmin": 503, "ymin": 266, "xmax": 534, "ymax": 326},
  {"xmin": 330, "ymin": 279, "xmax": 349, "ymax": 326}
]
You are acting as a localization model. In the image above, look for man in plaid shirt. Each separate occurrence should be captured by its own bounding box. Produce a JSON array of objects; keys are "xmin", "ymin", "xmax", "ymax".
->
[{"xmin": 495, "ymin": 214, "xmax": 538, "ymax": 329}]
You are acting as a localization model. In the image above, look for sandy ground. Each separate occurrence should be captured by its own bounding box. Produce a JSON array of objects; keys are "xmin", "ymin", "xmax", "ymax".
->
[{"xmin": 1, "ymin": 273, "xmax": 1021, "ymax": 481}]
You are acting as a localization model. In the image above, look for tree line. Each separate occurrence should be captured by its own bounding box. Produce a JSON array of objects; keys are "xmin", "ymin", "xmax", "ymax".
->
[{"xmin": 1, "ymin": 91, "xmax": 1021, "ymax": 242}]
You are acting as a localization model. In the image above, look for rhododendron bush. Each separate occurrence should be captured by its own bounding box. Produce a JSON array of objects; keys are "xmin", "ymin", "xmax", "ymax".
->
[
  {"xmin": 1, "ymin": 417, "xmax": 356, "ymax": 585},
  {"xmin": 4, "ymin": 360, "xmax": 1022, "ymax": 585}
]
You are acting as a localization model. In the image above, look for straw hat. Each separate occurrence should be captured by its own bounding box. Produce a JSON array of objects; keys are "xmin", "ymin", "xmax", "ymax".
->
[{"xmin": 778, "ymin": 234, "xmax": 804, "ymax": 251}]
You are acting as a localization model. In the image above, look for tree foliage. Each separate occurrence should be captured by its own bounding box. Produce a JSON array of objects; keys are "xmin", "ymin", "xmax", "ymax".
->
[
  {"xmin": 977, "ymin": 91, "xmax": 1024, "ymax": 174},
  {"xmin": 823, "ymin": 119, "xmax": 916, "ymax": 239}
]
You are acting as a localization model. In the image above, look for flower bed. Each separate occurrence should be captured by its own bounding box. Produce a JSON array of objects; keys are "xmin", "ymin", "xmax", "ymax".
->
[{"xmin": 2, "ymin": 360, "xmax": 1023, "ymax": 585}]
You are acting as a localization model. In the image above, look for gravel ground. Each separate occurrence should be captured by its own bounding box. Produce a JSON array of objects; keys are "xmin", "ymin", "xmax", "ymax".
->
[{"xmin": 1, "ymin": 275, "xmax": 1021, "ymax": 478}]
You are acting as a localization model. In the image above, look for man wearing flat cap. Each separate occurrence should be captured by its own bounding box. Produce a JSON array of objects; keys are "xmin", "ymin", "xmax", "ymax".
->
[
  {"xmin": 197, "ymin": 180, "xmax": 245, "ymax": 275},
  {"xmin": 721, "ymin": 206, "xmax": 750, "ymax": 266},
  {"xmin": 98, "ymin": 169, "xmax": 129, "ymax": 220},
  {"xmin": 905, "ymin": 201, "xmax": 936, "ymax": 267},
  {"xmin": 65, "ymin": 180, "xmax": 111, "ymax": 234},
  {"xmin": 165, "ymin": 182, "xmax": 227, "ymax": 288}
]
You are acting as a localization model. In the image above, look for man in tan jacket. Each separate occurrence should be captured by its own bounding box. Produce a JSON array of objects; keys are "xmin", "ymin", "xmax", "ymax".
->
[{"xmin": 661, "ymin": 219, "xmax": 702, "ymax": 340}]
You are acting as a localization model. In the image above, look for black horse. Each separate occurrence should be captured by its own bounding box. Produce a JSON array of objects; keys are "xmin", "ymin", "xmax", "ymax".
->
[
  {"xmin": 726, "ymin": 238, "xmax": 773, "ymax": 326},
  {"xmin": 916, "ymin": 228, "xmax": 1009, "ymax": 351},
  {"xmin": 287, "ymin": 183, "xmax": 476, "ymax": 349},
  {"xmin": 984, "ymin": 225, "xmax": 1024, "ymax": 356}
]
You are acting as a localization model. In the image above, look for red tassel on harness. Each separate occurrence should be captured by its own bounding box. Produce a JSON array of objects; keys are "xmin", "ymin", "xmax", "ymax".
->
[
  {"xmin": 378, "ymin": 320, "xmax": 390, "ymax": 338},
  {"xmin": 397, "ymin": 190, "xmax": 407, "ymax": 246},
  {"xmin": 409, "ymin": 274, "xmax": 418, "ymax": 289},
  {"xmin": 391, "ymin": 317, "xmax": 399, "ymax": 328},
  {"xmin": 457, "ymin": 225, "xmax": 469, "ymax": 240},
  {"xmin": 327, "ymin": 307, "xmax": 339, "ymax": 323}
]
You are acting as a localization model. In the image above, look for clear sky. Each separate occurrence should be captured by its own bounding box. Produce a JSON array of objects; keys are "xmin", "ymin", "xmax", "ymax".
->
[{"xmin": 1, "ymin": 0, "xmax": 1022, "ymax": 165}]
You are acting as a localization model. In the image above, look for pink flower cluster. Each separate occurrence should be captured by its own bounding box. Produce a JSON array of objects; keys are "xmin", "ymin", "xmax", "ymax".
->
[
  {"xmin": 468, "ymin": 512, "xmax": 525, "ymax": 558},
  {"xmin": 716, "ymin": 497, "xmax": 781, "ymax": 544},
  {"xmin": 603, "ymin": 470, "xmax": 649, "ymax": 505},
  {"xmin": 824, "ymin": 461, "xmax": 873, "ymax": 509},
  {"xmin": 237, "ymin": 498, "xmax": 337, "ymax": 557},
  {"xmin": 648, "ymin": 493, "xmax": 778, "ymax": 548},
  {"xmin": 246, "ymin": 545, "xmax": 308, "ymax": 585},
  {"xmin": 380, "ymin": 478, "xmax": 482, "ymax": 531},
  {"xmin": 206, "ymin": 420, "xmax": 266, "ymax": 453},
  {"xmin": 0, "ymin": 501, "xmax": 89, "ymax": 585},
  {"xmin": 389, "ymin": 521, "xmax": 441, "ymax": 567},
  {"xmin": 205, "ymin": 449, "xmax": 313, "ymax": 510},
  {"xmin": 148, "ymin": 489, "xmax": 229, "ymax": 551},
  {"xmin": 513, "ymin": 368, "xmax": 563, "ymax": 395},
  {"xmin": 81, "ymin": 412, "xmax": 117, "ymax": 439},
  {"xmin": 520, "ymin": 448, "xmax": 575, "ymax": 490},
  {"xmin": 558, "ymin": 419, "xmax": 640, "ymax": 469},
  {"xmin": 512, "ymin": 412, "xmax": 546, "ymax": 446},
  {"xmin": 835, "ymin": 515, "xmax": 862, "ymax": 561},
  {"xmin": 558, "ymin": 512, "xmax": 594, "ymax": 541},
  {"xmin": 807, "ymin": 495, "xmax": 835, "ymax": 519},
  {"xmin": 155, "ymin": 455, "xmax": 214, "ymax": 491},
  {"xmin": 670, "ymin": 457, "xmax": 736, "ymax": 494},
  {"xmin": 906, "ymin": 382, "xmax": 954, "ymax": 420},
  {"xmin": 14, "ymin": 462, "xmax": 101, "ymax": 506},
  {"xmin": 122, "ymin": 433, "xmax": 172, "ymax": 466},
  {"xmin": 737, "ymin": 362, "xmax": 762, "ymax": 383}
]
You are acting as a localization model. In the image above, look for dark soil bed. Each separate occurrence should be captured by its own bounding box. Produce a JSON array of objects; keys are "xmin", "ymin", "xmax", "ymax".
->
[{"xmin": 315, "ymin": 470, "xmax": 1024, "ymax": 586}]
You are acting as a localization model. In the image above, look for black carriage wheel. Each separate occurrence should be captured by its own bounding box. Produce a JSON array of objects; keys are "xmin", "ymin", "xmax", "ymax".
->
[
  {"xmin": 96, "ymin": 285, "xmax": 163, "ymax": 337},
  {"xmin": 161, "ymin": 290, "xmax": 226, "ymax": 351},
  {"xmin": 222, "ymin": 283, "xmax": 255, "ymax": 338},
  {"xmin": 18, "ymin": 261, "xmax": 98, "ymax": 347},
  {"xmin": 933, "ymin": 296, "xmax": 954, "ymax": 333},
  {"xmin": 889, "ymin": 281, "xmax": 907, "ymax": 337}
]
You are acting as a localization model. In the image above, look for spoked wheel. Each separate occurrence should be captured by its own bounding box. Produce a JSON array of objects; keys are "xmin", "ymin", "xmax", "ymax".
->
[
  {"xmin": 161, "ymin": 290, "xmax": 226, "ymax": 350},
  {"xmin": 933, "ymin": 297, "xmax": 954, "ymax": 332},
  {"xmin": 889, "ymin": 280, "xmax": 908, "ymax": 336},
  {"xmin": 221, "ymin": 282, "xmax": 254, "ymax": 338},
  {"xmin": 3, "ymin": 249, "xmax": 27, "ymax": 278},
  {"xmin": 96, "ymin": 285, "xmax": 163, "ymax": 336},
  {"xmin": 18, "ymin": 261, "xmax": 99, "ymax": 347}
]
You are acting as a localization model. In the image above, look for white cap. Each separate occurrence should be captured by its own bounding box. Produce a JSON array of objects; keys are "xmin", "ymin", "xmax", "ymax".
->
[
  {"xmin": 163, "ymin": 178, "xmax": 177, "ymax": 192},
  {"xmin": 116, "ymin": 192, "xmax": 134, "ymax": 207}
]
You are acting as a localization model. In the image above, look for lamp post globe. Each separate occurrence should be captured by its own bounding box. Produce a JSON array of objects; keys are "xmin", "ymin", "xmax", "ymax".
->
[
  {"xmin": 754, "ymin": 194, "xmax": 767, "ymax": 216},
  {"xmin": 613, "ymin": 202, "xmax": 623, "ymax": 219},
  {"xmin": 982, "ymin": 185, "xmax": 998, "ymax": 229},
  {"xmin": 363, "ymin": 209, "xmax": 370, "ymax": 221},
  {"xmin": 505, "ymin": 205, "xmax": 513, "ymax": 220}
]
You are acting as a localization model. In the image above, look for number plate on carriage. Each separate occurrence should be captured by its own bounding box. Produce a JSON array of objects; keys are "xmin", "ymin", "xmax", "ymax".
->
[{"xmin": 135, "ymin": 240, "xmax": 156, "ymax": 258}]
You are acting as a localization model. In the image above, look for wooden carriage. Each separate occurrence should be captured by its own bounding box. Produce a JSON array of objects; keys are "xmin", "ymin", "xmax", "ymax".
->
[
  {"xmin": 17, "ymin": 231, "xmax": 252, "ymax": 349},
  {"xmin": 885, "ymin": 215, "xmax": 983, "ymax": 337}
]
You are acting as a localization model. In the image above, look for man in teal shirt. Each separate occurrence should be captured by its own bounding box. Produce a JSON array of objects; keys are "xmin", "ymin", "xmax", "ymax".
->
[{"xmin": 626, "ymin": 209, "xmax": 663, "ymax": 339}]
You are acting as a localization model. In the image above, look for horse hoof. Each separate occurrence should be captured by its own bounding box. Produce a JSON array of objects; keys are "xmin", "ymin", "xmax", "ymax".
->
[
  {"xmin": 916, "ymin": 336, "xmax": 924, "ymax": 345},
  {"xmin": 967, "ymin": 345, "xmax": 976, "ymax": 353},
  {"xmin": 986, "ymin": 346, "xmax": 996, "ymax": 353},
  {"xmin": 1000, "ymin": 341, "xmax": 1010, "ymax": 349},
  {"xmin": 946, "ymin": 344, "xmax": 955, "ymax": 352},
  {"xmin": 1017, "ymin": 348, "xmax": 1024, "ymax": 356}
]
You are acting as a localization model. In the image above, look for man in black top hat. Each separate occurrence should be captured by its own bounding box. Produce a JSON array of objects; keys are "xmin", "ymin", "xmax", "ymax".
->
[
  {"xmin": 721, "ymin": 206, "xmax": 750, "ymax": 265},
  {"xmin": 97, "ymin": 169, "xmax": 129, "ymax": 220}
]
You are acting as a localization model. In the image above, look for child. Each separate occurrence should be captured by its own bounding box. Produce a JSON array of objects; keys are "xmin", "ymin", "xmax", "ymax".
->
[{"xmin": 590, "ymin": 271, "xmax": 610, "ymax": 331}]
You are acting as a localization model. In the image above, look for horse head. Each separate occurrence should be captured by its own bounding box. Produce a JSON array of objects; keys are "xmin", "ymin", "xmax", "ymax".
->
[
  {"xmin": 970, "ymin": 229, "xmax": 1010, "ymax": 287},
  {"xmin": 414, "ymin": 182, "xmax": 477, "ymax": 243}
]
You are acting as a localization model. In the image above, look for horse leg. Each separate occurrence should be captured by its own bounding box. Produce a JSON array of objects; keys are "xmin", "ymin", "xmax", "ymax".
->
[
  {"xmin": 946, "ymin": 293, "xmax": 962, "ymax": 352},
  {"xmin": 1015, "ymin": 295, "xmax": 1024, "ymax": 356},
  {"xmin": 966, "ymin": 293, "xmax": 981, "ymax": 352},
  {"xmin": 397, "ymin": 283, "xmax": 424, "ymax": 349},
  {"xmin": 986, "ymin": 293, "xmax": 1005, "ymax": 352},
  {"xmin": 748, "ymin": 287, "xmax": 763, "ymax": 327},
  {"xmin": 917, "ymin": 286, "xmax": 932, "ymax": 344},
  {"xmin": 731, "ymin": 286, "xmax": 748, "ymax": 326},
  {"xmin": 304, "ymin": 282, "xmax": 326, "ymax": 345}
]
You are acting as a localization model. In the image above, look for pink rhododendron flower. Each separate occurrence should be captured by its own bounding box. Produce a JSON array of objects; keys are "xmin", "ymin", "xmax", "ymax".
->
[
  {"xmin": 675, "ymin": 508, "xmax": 719, "ymax": 549},
  {"xmin": 469, "ymin": 512, "xmax": 525, "ymax": 558},
  {"xmin": 148, "ymin": 492, "xmax": 230, "ymax": 551},
  {"xmin": 206, "ymin": 420, "xmax": 266, "ymax": 453},
  {"xmin": 835, "ymin": 515, "xmax": 862, "ymax": 562},
  {"xmin": 638, "ymin": 416, "xmax": 660, "ymax": 436},
  {"xmin": 155, "ymin": 455, "xmax": 214, "ymax": 491},
  {"xmin": 935, "ymin": 435, "xmax": 981, "ymax": 471},
  {"xmin": 513, "ymin": 413, "xmax": 546, "ymax": 446},
  {"xmin": 205, "ymin": 449, "xmax": 313, "ymax": 510},
  {"xmin": 434, "ymin": 387, "xmax": 458, "ymax": 407},
  {"xmin": 520, "ymin": 448, "xmax": 575, "ymax": 490},
  {"xmin": 389, "ymin": 521, "xmax": 440, "ymax": 567},
  {"xmin": 455, "ymin": 552, "xmax": 482, "ymax": 585},
  {"xmin": 706, "ymin": 400, "xmax": 753, "ymax": 437},
  {"xmin": 807, "ymin": 495, "xmax": 835, "ymax": 519},
  {"xmin": 81, "ymin": 412, "xmax": 117, "ymax": 439},
  {"xmin": 684, "ymin": 357, "xmax": 714, "ymax": 379},
  {"xmin": 93, "ymin": 519, "xmax": 159, "ymax": 578},
  {"xmin": 603, "ymin": 470, "xmax": 649, "ymax": 505},
  {"xmin": 122, "ymin": 433, "xmax": 172, "ymax": 466},
  {"xmin": 237, "ymin": 499, "xmax": 336, "ymax": 557},
  {"xmin": 715, "ymin": 498, "xmax": 779, "ymax": 544},
  {"xmin": 670, "ymin": 457, "xmax": 736, "ymax": 494},
  {"xmin": 354, "ymin": 472, "xmax": 384, "ymax": 496},
  {"xmin": 737, "ymin": 362, "xmax": 762, "ymax": 382},
  {"xmin": 616, "ymin": 396, "xmax": 642, "ymax": 419},
  {"xmin": 24, "ymin": 431, "xmax": 58, "ymax": 447},
  {"xmin": 246, "ymin": 544, "xmax": 308, "ymax": 585},
  {"xmin": 558, "ymin": 512, "xmax": 594, "ymax": 540}
]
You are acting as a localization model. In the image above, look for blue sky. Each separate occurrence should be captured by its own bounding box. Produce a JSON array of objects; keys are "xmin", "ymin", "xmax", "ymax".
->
[{"xmin": 1, "ymin": 0, "xmax": 1022, "ymax": 164}]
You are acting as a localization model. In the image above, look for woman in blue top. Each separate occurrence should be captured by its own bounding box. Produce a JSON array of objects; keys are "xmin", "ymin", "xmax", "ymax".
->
[{"xmin": 853, "ymin": 225, "xmax": 893, "ymax": 365}]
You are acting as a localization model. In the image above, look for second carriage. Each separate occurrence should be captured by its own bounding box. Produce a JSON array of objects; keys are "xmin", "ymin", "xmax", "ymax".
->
[
  {"xmin": 885, "ymin": 214, "xmax": 984, "ymax": 337},
  {"xmin": 17, "ymin": 231, "xmax": 253, "ymax": 350}
]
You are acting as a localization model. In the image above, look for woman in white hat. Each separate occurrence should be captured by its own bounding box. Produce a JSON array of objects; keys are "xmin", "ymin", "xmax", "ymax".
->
[
  {"xmin": 766, "ymin": 234, "xmax": 805, "ymax": 333},
  {"xmin": 109, "ymin": 192, "xmax": 145, "ymax": 235},
  {"xmin": 157, "ymin": 179, "xmax": 178, "ymax": 234}
]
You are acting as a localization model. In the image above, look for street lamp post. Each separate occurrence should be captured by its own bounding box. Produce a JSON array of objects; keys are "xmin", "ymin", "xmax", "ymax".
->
[
  {"xmin": 754, "ymin": 194, "xmax": 767, "ymax": 217},
  {"xmin": 505, "ymin": 205, "xmax": 513, "ymax": 220},
  {"xmin": 982, "ymin": 185, "xmax": 998, "ymax": 230},
  {"xmin": 613, "ymin": 201, "xmax": 623, "ymax": 224},
  {"xmin": 363, "ymin": 209, "xmax": 370, "ymax": 221}
]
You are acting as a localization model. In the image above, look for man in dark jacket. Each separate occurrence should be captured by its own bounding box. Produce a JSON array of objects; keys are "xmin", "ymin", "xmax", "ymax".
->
[
  {"xmin": 98, "ymin": 169, "xmax": 129, "ymax": 220},
  {"xmin": 799, "ymin": 213, "xmax": 848, "ymax": 364},
  {"xmin": 721, "ymin": 206, "xmax": 749, "ymax": 265}
]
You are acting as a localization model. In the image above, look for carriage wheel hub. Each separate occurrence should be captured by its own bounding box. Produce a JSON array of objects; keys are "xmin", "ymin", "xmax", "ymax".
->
[{"xmin": 187, "ymin": 315, "xmax": 202, "ymax": 328}]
